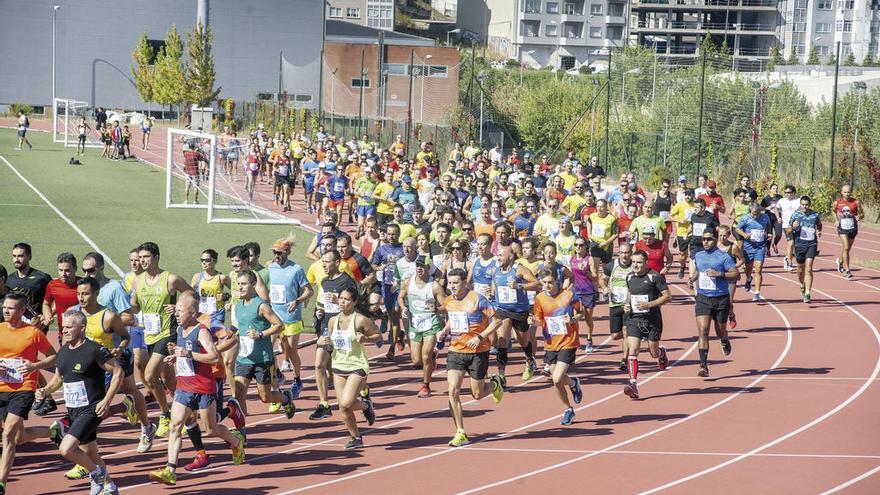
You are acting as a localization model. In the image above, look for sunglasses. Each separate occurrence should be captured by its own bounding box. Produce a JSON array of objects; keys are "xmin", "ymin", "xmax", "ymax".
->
[
  {"xmin": 83, "ymin": 267, "xmax": 97, "ymax": 274},
  {"xmin": 272, "ymin": 250, "xmax": 285, "ymax": 256},
  {"xmin": 574, "ymin": 243, "xmax": 587, "ymax": 247},
  {"xmin": 200, "ymin": 258, "xmax": 214, "ymax": 263},
  {"xmin": 462, "ymin": 227, "xmax": 474, "ymax": 231}
]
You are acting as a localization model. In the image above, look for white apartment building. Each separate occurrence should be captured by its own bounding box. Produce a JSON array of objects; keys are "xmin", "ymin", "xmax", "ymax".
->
[
  {"xmin": 459, "ymin": 0, "xmax": 629, "ymax": 70},
  {"xmin": 781, "ymin": 0, "xmax": 880, "ymax": 64},
  {"xmin": 327, "ymin": 0, "xmax": 394, "ymax": 30}
]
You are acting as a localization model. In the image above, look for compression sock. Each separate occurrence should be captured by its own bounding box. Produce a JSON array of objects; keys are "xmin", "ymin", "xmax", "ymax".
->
[
  {"xmin": 627, "ymin": 356, "xmax": 639, "ymax": 382},
  {"xmin": 699, "ymin": 348, "xmax": 709, "ymax": 368},
  {"xmin": 496, "ymin": 347, "xmax": 509, "ymax": 368},
  {"xmin": 186, "ymin": 424, "xmax": 204, "ymax": 451}
]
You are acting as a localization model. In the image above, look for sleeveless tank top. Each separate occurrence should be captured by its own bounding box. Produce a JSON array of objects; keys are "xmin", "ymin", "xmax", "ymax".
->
[
  {"xmin": 406, "ymin": 276, "xmax": 440, "ymax": 333},
  {"xmin": 175, "ymin": 323, "xmax": 215, "ymax": 394},
  {"xmin": 608, "ymin": 259, "xmax": 634, "ymax": 308},
  {"xmin": 492, "ymin": 265, "xmax": 529, "ymax": 313},
  {"xmin": 197, "ymin": 271, "xmax": 223, "ymax": 315},
  {"xmin": 234, "ymin": 296, "xmax": 272, "ymax": 364},
  {"xmin": 83, "ymin": 306, "xmax": 114, "ymax": 349},
  {"xmin": 135, "ymin": 271, "xmax": 172, "ymax": 345},
  {"xmin": 330, "ymin": 312, "xmax": 370, "ymax": 374},
  {"xmin": 471, "ymin": 257, "xmax": 496, "ymax": 299}
]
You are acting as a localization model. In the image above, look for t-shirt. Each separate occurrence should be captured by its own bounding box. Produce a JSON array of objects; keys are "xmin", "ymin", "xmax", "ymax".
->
[
  {"xmin": 698, "ymin": 193, "xmax": 725, "ymax": 219},
  {"xmin": 302, "ymin": 160, "xmax": 319, "ymax": 184},
  {"xmin": 56, "ymin": 339, "xmax": 112, "ymax": 408},
  {"xmin": 534, "ymin": 289, "xmax": 581, "ymax": 351},
  {"xmin": 371, "ymin": 244, "xmax": 405, "ymax": 288},
  {"xmin": 0, "ymin": 322, "xmax": 53, "ymax": 392},
  {"xmin": 374, "ymin": 182, "xmax": 396, "ymax": 215},
  {"xmin": 629, "ymin": 215, "xmax": 667, "ymax": 242},
  {"xmin": 670, "ymin": 201, "xmax": 696, "ymax": 238},
  {"xmin": 327, "ymin": 175, "xmax": 349, "ymax": 201},
  {"xmin": 737, "ymin": 213, "xmax": 771, "ymax": 250},
  {"xmin": 694, "ymin": 248, "xmax": 736, "ymax": 298},
  {"xmin": 391, "ymin": 187, "xmax": 419, "ymax": 222},
  {"xmin": 688, "ymin": 211, "xmax": 720, "ymax": 247},
  {"xmin": 625, "ymin": 270, "xmax": 668, "ymax": 320},
  {"xmin": 354, "ymin": 177, "xmax": 377, "ymax": 206},
  {"xmin": 777, "ymin": 197, "xmax": 800, "ymax": 228},
  {"xmin": 98, "ymin": 279, "xmax": 132, "ymax": 316},
  {"xmin": 44, "ymin": 279, "xmax": 79, "ymax": 328},
  {"xmin": 444, "ymin": 291, "xmax": 493, "ymax": 354},
  {"xmin": 790, "ymin": 210, "xmax": 822, "ymax": 246},
  {"xmin": 268, "ymin": 261, "xmax": 310, "ymax": 323},
  {"xmin": 5, "ymin": 267, "xmax": 52, "ymax": 320},
  {"xmin": 319, "ymin": 273, "xmax": 358, "ymax": 323}
]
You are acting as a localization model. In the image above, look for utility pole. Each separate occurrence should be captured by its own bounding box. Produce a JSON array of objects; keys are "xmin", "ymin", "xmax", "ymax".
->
[
  {"xmin": 696, "ymin": 46, "xmax": 708, "ymax": 177},
  {"xmin": 358, "ymin": 49, "xmax": 365, "ymax": 137},
  {"xmin": 663, "ymin": 80, "xmax": 671, "ymax": 167},
  {"xmin": 406, "ymin": 49, "xmax": 415, "ymax": 154},
  {"xmin": 852, "ymin": 81, "xmax": 866, "ymax": 187},
  {"xmin": 829, "ymin": 41, "xmax": 841, "ymax": 179},
  {"xmin": 604, "ymin": 49, "xmax": 611, "ymax": 170}
]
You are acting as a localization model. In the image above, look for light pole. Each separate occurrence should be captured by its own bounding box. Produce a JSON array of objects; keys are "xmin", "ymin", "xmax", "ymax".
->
[
  {"xmin": 696, "ymin": 47, "xmax": 708, "ymax": 177},
  {"xmin": 520, "ymin": 49, "xmax": 535, "ymax": 87},
  {"xmin": 589, "ymin": 77, "xmax": 600, "ymax": 156},
  {"xmin": 52, "ymin": 5, "xmax": 60, "ymax": 111},
  {"xmin": 663, "ymin": 79, "xmax": 673, "ymax": 167},
  {"xmin": 446, "ymin": 28, "xmax": 461, "ymax": 46},
  {"xmin": 829, "ymin": 41, "xmax": 841, "ymax": 178},
  {"xmin": 478, "ymin": 70, "xmax": 488, "ymax": 145},
  {"xmin": 420, "ymin": 54, "xmax": 433, "ymax": 122},
  {"xmin": 852, "ymin": 81, "xmax": 867, "ymax": 187},
  {"xmin": 330, "ymin": 68, "xmax": 337, "ymax": 131}
]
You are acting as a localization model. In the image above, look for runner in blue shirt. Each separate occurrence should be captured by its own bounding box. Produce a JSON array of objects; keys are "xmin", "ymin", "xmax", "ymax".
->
[
  {"xmin": 301, "ymin": 152, "xmax": 320, "ymax": 214},
  {"xmin": 786, "ymin": 196, "xmax": 823, "ymax": 303},
  {"xmin": 733, "ymin": 203, "xmax": 771, "ymax": 301},
  {"xmin": 325, "ymin": 167, "xmax": 349, "ymax": 221},
  {"xmin": 690, "ymin": 229, "xmax": 739, "ymax": 377},
  {"xmin": 391, "ymin": 175, "xmax": 419, "ymax": 223}
]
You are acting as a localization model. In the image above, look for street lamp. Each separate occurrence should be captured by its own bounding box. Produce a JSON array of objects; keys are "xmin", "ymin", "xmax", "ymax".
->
[
  {"xmin": 852, "ymin": 80, "xmax": 867, "ymax": 186},
  {"xmin": 663, "ymin": 79, "xmax": 673, "ymax": 167},
  {"xmin": 52, "ymin": 5, "xmax": 60, "ymax": 111},
  {"xmin": 420, "ymin": 54, "xmax": 433, "ymax": 122},
  {"xmin": 330, "ymin": 68, "xmax": 337, "ymax": 130},
  {"xmin": 830, "ymin": 41, "xmax": 841, "ymax": 178},
  {"xmin": 478, "ymin": 70, "xmax": 488, "ymax": 145},
  {"xmin": 520, "ymin": 49, "xmax": 535, "ymax": 87},
  {"xmin": 446, "ymin": 28, "xmax": 461, "ymax": 46}
]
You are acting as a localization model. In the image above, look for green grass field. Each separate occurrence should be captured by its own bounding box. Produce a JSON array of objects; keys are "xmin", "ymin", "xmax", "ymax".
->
[{"xmin": 0, "ymin": 129, "xmax": 319, "ymax": 332}]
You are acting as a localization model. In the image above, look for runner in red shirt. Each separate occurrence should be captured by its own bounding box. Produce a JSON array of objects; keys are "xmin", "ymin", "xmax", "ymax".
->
[
  {"xmin": 832, "ymin": 185, "xmax": 865, "ymax": 278},
  {"xmin": 617, "ymin": 202, "xmax": 638, "ymax": 246},
  {"xmin": 41, "ymin": 252, "xmax": 80, "ymax": 337},
  {"xmin": 698, "ymin": 180, "xmax": 726, "ymax": 220},
  {"xmin": 634, "ymin": 224, "xmax": 672, "ymax": 275}
]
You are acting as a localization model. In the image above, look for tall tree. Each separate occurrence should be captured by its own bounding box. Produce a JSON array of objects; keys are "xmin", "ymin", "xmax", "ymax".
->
[
  {"xmin": 152, "ymin": 25, "xmax": 187, "ymax": 113},
  {"xmin": 186, "ymin": 22, "xmax": 221, "ymax": 107},
  {"xmin": 806, "ymin": 47, "xmax": 820, "ymax": 65},
  {"xmin": 131, "ymin": 32, "xmax": 155, "ymax": 107},
  {"xmin": 786, "ymin": 48, "xmax": 799, "ymax": 65},
  {"xmin": 768, "ymin": 46, "xmax": 782, "ymax": 70}
]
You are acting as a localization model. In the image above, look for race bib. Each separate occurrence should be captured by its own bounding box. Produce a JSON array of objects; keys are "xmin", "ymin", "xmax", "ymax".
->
[
  {"xmin": 591, "ymin": 223, "xmax": 607, "ymax": 238},
  {"xmin": 63, "ymin": 381, "xmax": 89, "ymax": 408},
  {"xmin": 323, "ymin": 292, "xmax": 341, "ymax": 313},
  {"xmin": 631, "ymin": 294, "xmax": 650, "ymax": 314},
  {"xmin": 449, "ymin": 311, "xmax": 468, "ymax": 335},
  {"xmin": 238, "ymin": 335, "xmax": 255, "ymax": 357},
  {"xmin": 692, "ymin": 223, "xmax": 707, "ymax": 237},
  {"xmin": 611, "ymin": 287, "xmax": 627, "ymax": 304},
  {"xmin": 412, "ymin": 313, "xmax": 433, "ymax": 332},
  {"xmin": 199, "ymin": 296, "xmax": 217, "ymax": 315},
  {"xmin": 527, "ymin": 291, "xmax": 537, "ymax": 305},
  {"xmin": 474, "ymin": 283, "xmax": 491, "ymax": 298},
  {"xmin": 799, "ymin": 226, "xmax": 816, "ymax": 241},
  {"xmin": 0, "ymin": 358, "xmax": 24, "ymax": 384},
  {"xmin": 376, "ymin": 269, "xmax": 384, "ymax": 283},
  {"xmin": 176, "ymin": 356, "xmax": 195, "ymax": 377},
  {"xmin": 840, "ymin": 218, "xmax": 855, "ymax": 230},
  {"xmin": 546, "ymin": 316, "xmax": 567, "ymax": 336},
  {"xmin": 659, "ymin": 211, "xmax": 670, "ymax": 221},
  {"xmin": 332, "ymin": 330, "xmax": 352, "ymax": 352},
  {"xmin": 270, "ymin": 284, "xmax": 286, "ymax": 304},
  {"xmin": 432, "ymin": 254, "xmax": 445, "ymax": 269},
  {"xmin": 333, "ymin": 181, "xmax": 345, "ymax": 193},
  {"xmin": 698, "ymin": 272, "xmax": 717, "ymax": 291},
  {"xmin": 497, "ymin": 286, "xmax": 518, "ymax": 304},
  {"xmin": 143, "ymin": 313, "xmax": 161, "ymax": 335},
  {"xmin": 749, "ymin": 229, "xmax": 766, "ymax": 243},
  {"xmin": 686, "ymin": 209, "xmax": 695, "ymax": 221}
]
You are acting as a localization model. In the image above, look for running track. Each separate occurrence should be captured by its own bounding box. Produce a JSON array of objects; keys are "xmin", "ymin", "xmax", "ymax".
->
[{"xmin": 4, "ymin": 121, "xmax": 880, "ymax": 494}]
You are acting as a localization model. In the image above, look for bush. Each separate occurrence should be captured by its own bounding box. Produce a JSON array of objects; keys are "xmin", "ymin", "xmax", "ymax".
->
[
  {"xmin": 9, "ymin": 102, "xmax": 34, "ymax": 116},
  {"xmin": 799, "ymin": 178, "xmax": 837, "ymax": 217},
  {"xmin": 646, "ymin": 164, "xmax": 674, "ymax": 192},
  {"xmin": 578, "ymin": 65, "xmax": 592, "ymax": 74},
  {"xmin": 506, "ymin": 59, "xmax": 520, "ymax": 68}
]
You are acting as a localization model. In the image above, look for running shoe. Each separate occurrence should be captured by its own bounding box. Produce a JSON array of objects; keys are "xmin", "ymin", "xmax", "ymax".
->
[
  {"xmin": 521, "ymin": 359, "xmax": 536, "ymax": 381},
  {"xmin": 226, "ymin": 398, "xmax": 246, "ymax": 431},
  {"xmin": 803, "ymin": 292, "xmax": 811, "ymax": 303},
  {"xmin": 417, "ymin": 384, "xmax": 431, "ymax": 398},
  {"xmin": 752, "ymin": 292, "xmax": 760, "ymax": 302},
  {"xmin": 156, "ymin": 415, "xmax": 171, "ymax": 438},
  {"xmin": 498, "ymin": 374, "xmax": 508, "ymax": 391},
  {"xmin": 783, "ymin": 256, "xmax": 792, "ymax": 272},
  {"xmin": 137, "ymin": 423, "xmax": 157, "ymax": 453},
  {"xmin": 275, "ymin": 368, "xmax": 287, "ymax": 387},
  {"xmin": 836, "ymin": 258, "xmax": 844, "ymax": 273},
  {"xmin": 618, "ymin": 359, "xmax": 627, "ymax": 372},
  {"xmin": 561, "ymin": 407, "xmax": 576, "ymax": 426},
  {"xmin": 385, "ymin": 347, "xmax": 395, "ymax": 360},
  {"xmin": 623, "ymin": 381, "xmax": 639, "ymax": 400},
  {"xmin": 728, "ymin": 312, "xmax": 737, "ymax": 329},
  {"xmin": 721, "ymin": 339, "xmax": 732, "ymax": 356},
  {"xmin": 584, "ymin": 339, "xmax": 595, "ymax": 354},
  {"xmin": 697, "ymin": 366, "xmax": 710, "ymax": 377},
  {"xmin": 448, "ymin": 429, "xmax": 470, "ymax": 447},
  {"xmin": 282, "ymin": 390, "xmax": 296, "ymax": 419},
  {"xmin": 35, "ymin": 398, "xmax": 57, "ymax": 416},
  {"xmin": 31, "ymin": 396, "xmax": 46, "ymax": 411},
  {"xmin": 89, "ymin": 466, "xmax": 106, "ymax": 495},
  {"xmin": 309, "ymin": 403, "xmax": 332, "ymax": 420},
  {"xmin": 279, "ymin": 360, "xmax": 294, "ymax": 372},
  {"xmin": 149, "ymin": 467, "xmax": 177, "ymax": 486},
  {"xmin": 64, "ymin": 464, "xmax": 89, "ymax": 480},
  {"xmin": 570, "ymin": 376, "xmax": 583, "ymax": 404},
  {"xmin": 657, "ymin": 346, "xmax": 669, "ymax": 371},
  {"xmin": 345, "ymin": 436, "xmax": 364, "ymax": 450},
  {"xmin": 289, "ymin": 377, "xmax": 303, "ymax": 400},
  {"xmin": 268, "ymin": 402, "xmax": 282, "ymax": 414},
  {"xmin": 122, "ymin": 395, "xmax": 138, "ymax": 426},
  {"xmin": 49, "ymin": 419, "xmax": 65, "ymax": 447},
  {"xmin": 489, "ymin": 374, "xmax": 504, "ymax": 404},
  {"xmin": 184, "ymin": 453, "xmax": 211, "ymax": 472},
  {"xmin": 101, "ymin": 482, "xmax": 119, "ymax": 495},
  {"xmin": 845, "ymin": 270, "xmax": 853, "ymax": 279},
  {"xmin": 362, "ymin": 398, "xmax": 376, "ymax": 426},
  {"xmin": 543, "ymin": 363, "xmax": 552, "ymax": 375},
  {"xmin": 231, "ymin": 429, "xmax": 246, "ymax": 464}
]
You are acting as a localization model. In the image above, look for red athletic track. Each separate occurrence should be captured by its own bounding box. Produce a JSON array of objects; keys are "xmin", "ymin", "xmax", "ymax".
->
[{"xmin": 4, "ymin": 120, "xmax": 880, "ymax": 495}]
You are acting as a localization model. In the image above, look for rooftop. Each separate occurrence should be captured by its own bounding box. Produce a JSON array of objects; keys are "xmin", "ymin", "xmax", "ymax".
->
[{"xmin": 325, "ymin": 20, "xmax": 436, "ymax": 47}]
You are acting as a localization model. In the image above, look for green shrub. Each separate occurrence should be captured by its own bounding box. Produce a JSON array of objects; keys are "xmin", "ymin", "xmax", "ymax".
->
[{"xmin": 9, "ymin": 102, "xmax": 34, "ymax": 116}]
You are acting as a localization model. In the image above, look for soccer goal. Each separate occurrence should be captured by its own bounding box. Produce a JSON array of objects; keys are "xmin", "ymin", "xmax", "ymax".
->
[
  {"xmin": 165, "ymin": 127, "xmax": 217, "ymax": 209},
  {"xmin": 52, "ymin": 98, "xmax": 102, "ymax": 148}
]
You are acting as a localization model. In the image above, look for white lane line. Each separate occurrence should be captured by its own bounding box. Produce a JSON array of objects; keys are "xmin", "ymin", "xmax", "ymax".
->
[
  {"xmin": 0, "ymin": 155, "xmax": 124, "ymax": 276},
  {"xmin": 0, "ymin": 203, "xmax": 46, "ymax": 207},
  {"xmin": 820, "ymin": 464, "xmax": 880, "ymax": 495},
  {"xmin": 455, "ymin": 288, "xmax": 794, "ymax": 495},
  {"xmin": 638, "ymin": 275, "xmax": 880, "ymax": 495}
]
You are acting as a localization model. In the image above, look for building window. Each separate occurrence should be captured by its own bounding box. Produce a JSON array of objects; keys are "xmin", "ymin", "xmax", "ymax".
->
[
  {"xmin": 524, "ymin": 0, "xmax": 541, "ymax": 13},
  {"xmin": 546, "ymin": 24, "xmax": 558, "ymax": 36},
  {"xmin": 589, "ymin": 26, "xmax": 602, "ymax": 38},
  {"xmin": 563, "ymin": 23, "xmax": 582, "ymax": 38},
  {"xmin": 560, "ymin": 56, "xmax": 576, "ymax": 70},
  {"xmin": 329, "ymin": 6, "xmax": 343, "ymax": 17},
  {"xmin": 294, "ymin": 94, "xmax": 313, "ymax": 103},
  {"xmin": 564, "ymin": 2, "xmax": 582, "ymax": 15},
  {"xmin": 793, "ymin": 23, "xmax": 806, "ymax": 33},
  {"xmin": 795, "ymin": 45, "xmax": 805, "ymax": 55},
  {"xmin": 817, "ymin": 0, "xmax": 832, "ymax": 9},
  {"xmin": 840, "ymin": 0, "xmax": 854, "ymax": 9},
  {"xmin": 817, "ymin": 46, "xmax": 830, "ymax": 56},
  {"xmin": 794, "ymin": 0, "xmax": 807, "ymax": 7},
  {"xmin": 522, "ymin": 21, "xmax": 540, "ymax": 37},
  {"xmin": 382, "ymin": 63, "xmax": 409, "ymax": 75},
  {"xmin": 607, "ymin": 26, "xmax": 623, "ymax": 39},
  {"xmin": 590, "ymin": 3, "xmax": 602, "ymax": 15},
  {"xmin": 608, "ymin": 3, "xmax": 624, "ymax": 16},
  {"xmin": 871, "ymin": 21, "xmax": 880, "ymax": 33},
  {"xmin": 816, "ymin": 22, "xmax": 831, "ymax": 33},
  {"xmin": 836, "ymin": 20, "xmax": 853, "ymax": 32},
  {"xmin": 347, "ymin": 7, "xmax": 360, "ymax": 18},
  {"xmin": 546, "ymin": 2, "xmax": 559, "ymax": 14},
  {"xmin": 352, "ymin": 78, "xmax": 371, "ymax": 88}
]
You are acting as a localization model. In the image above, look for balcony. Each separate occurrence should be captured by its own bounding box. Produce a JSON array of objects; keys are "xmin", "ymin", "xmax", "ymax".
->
[
  {"xmin": 563, "ymin": 2, "xmax": 585, "ymax": 16},
  {"xmin": 605, "ymin": 15, "xmax": 626, "ymax": 24},
  {"xmin": 631, "ymin": 0, "xmax": 778, "ymax": 11},
  {"xmin": 632, "ymin": 20, "xmax": 776, "ymax": 35}
]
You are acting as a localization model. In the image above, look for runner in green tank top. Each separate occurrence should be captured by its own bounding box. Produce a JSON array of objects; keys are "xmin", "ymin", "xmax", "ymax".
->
[
  {"xmin": 601, "ymin": 243, "xmax": 634, "ymax": 372},
  {"xmin": 222, "ymin": 246, "xmax": 270, "ymax": 390},
  {"xmin": 398, "ymin": 255, "xmax": 446, "ymax": 398},
  {"xmin": 318, "ymin": 287, "xmax": 379, "ymax": 449},
  {"xmin": 128, "ymin": 242, "xmax": 194, "ymax": 439}
]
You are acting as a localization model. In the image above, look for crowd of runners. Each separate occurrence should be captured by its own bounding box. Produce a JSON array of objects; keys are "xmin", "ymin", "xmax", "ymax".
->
[{"xmin": 0, "ymin": 125, "xmax": 868, "ymax": 495}]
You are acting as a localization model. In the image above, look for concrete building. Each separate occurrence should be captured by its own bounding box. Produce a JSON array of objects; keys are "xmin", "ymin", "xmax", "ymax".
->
[
  {"xmin": 0, "ymin": 0, "xmax": 323, "ymax": 112},
  {"xmin": 780, "ymin": 0, "xmax": 880, "ymax": 64},
  {"xmin": 458, "ymin": 0, "xmax": 629, "ymax": 70},
  {"xmin": 323, "ymin": 20, "xmax": 460, "ymax": 124},
  {"xmin": 327, "ymin": 0, "xmax": 394, "ymax": 30}
]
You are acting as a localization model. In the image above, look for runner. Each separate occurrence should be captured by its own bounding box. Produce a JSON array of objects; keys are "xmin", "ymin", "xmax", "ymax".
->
[
  {"xmin": 141, "ymin": 115, "xmax": 152, "ymax": 150},
  {"xmin": 634, "ymin": 224, "xmax": 673, "ymax": 275},
  {"xmin": 398, "ymin": 256, "xmax": 445, "ymax": 397},
  {"xmin": 15, "ymin": 110, "xmax": 32, "ymax": 151},
  {"xmin": 76, "ymin": 117, "xmax": 92, "ymax": 155},
  {"xmin": 325, "ymin": 165, "xmax": 349, "ymax": 222},
  {"xmin": 622, "ymin": 250, "xmax": 672, "ymax": 400},
  {"xmin": 468, "ymin": 233, "xmax": 496, "ymax": 301},
  {"xmin": 776, "ymin": 185, "xmax": 800, "ymax": 272},
  {"xmin": 223, "ymin": 246, "xmax": 269, "ymax": 390},
  {"xmin": 690, "ymin": 229, "xmax": 738, "ymax": 377},
  {"xmin": 733, "ymin": 203, "xmax": 771, "ymax": 300},
  {"xmin": 833, "ymin": 185, "xmax": 864, "ymax": 279},
  {"xmin": 569, "ymin": 238, "xmax": 597, "ymax": 354},
  {"xmin": 440, "ymin": 269, "xmax": 503, "ymax": 447},
  {"xmin": 669, "ymin": 188, "xmax": 696, "ymax": 278},
  {"xmin": 652, "ymin": 178, "xmax": 675, "ymax": 244},
  {"xmin": 685, "ymin": 198, "xmax": 720, "ymax": 282},
  {"xmin": 38, "ymin": 309, "xmax": 123, "ymax": 495},
  {"xmin": 787, "ymin": 196, "xmax": 822, "ymax": 303},
  {"xmin": 0, "ymin": 294, "xmax": 56, "ymax": 495},
  {"xmin": 129, "ymin": 242, "xmax": 195, "ymax": 438},
  {"xmin": 6, "ymin": 243, "xmax": 51, "ymax": 327},
  {"xmin": 191, "ymin": 250, "xmax": 228, "ymax": 335},
  {"xmin": 371, "ymin": 223, "xmax": 405, "ymax": 359},
  {"xmin": 149, "ymin": 295, "xmax": 245, "ymax": 486},
  {"xmin": 353, "ymin": 166, "xmax": 378, "ymax": 238},
  {"xmin": 121, "ymin": 248, "xmax": 149, "ymax": 384},
  {"xmin": 40, "ymin": 252, "xmax": 80, "ymax": 344},
  {"xmin": 532, "ymin": 269, "xmax": 584, "ymax": 425},
  {"xmin": 601, "ymin": 243, "xmax": 635, "ymax": 371},
  {"xmin": 760, "ymin": 183, "xmax": 783, "ymax": 257},
  {"xmin": 585, "ymin": 199, "xmax": 617, "ymax": 280},
  {"xmin": 629, "ymin": 201, "xmax": 667, "ymax": 243},
  {"xmin": 716, "ymin": 225, "xmax": 744, "ymax": 329},
  {"xmin": 319, "ymin": 287, "xmax": 379, "ymax": 449}
]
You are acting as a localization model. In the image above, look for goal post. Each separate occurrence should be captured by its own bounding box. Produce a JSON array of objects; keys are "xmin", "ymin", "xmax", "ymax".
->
[
  {"xmin": 52, "ymin": 98, "xmax": 102, "ymax": 148},
  {"xmin": 165, "ymin": 127, "xmax": 217, "ymax": 209}
]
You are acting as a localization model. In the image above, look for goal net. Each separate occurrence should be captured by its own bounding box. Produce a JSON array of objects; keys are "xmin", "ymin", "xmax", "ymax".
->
[
  {"xmin": 52, "ymin": 98, "xmax": 102, "ymax": 148},
  {"xmin": 165, "ymin": 127, "xmax": 217, "ymax": 209}
]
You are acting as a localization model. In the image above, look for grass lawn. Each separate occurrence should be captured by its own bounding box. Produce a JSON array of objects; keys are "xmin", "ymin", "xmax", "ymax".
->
[{"xmin": 0, "ymin": 129, "xmax": 319, "ymax": 332}]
